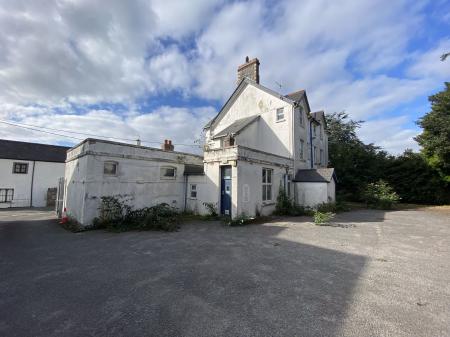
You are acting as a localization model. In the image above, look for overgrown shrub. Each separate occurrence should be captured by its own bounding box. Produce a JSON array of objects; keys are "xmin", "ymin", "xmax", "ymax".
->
[
  {"xmin": 274, "ymin": 187, "xmax": 313, "ymax": 216},
  {"xmin": 313, "ymin": 211, "xmax": 335, "ymax": 225},
  {"xmin": 227, "ymin": 214, "xmax": 255, "ymax": 226},
  {"xmin": 203, "ymin": 201, "xmax": 219, "ymax": 217},
  {"xmin": 93, "ymin": 196, "xmax": 180, "ymax": 232},
  {"xmin": 363, "ymin": 180, "xmax": 400, "ymax": 209},
  {"xmin": 317, "ymin": 201, "xmax": 350, "ymax": 213}
]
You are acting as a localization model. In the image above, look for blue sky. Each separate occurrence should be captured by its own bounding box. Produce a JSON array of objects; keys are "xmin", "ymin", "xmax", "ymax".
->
[{"xmin": 0, "ymin": 0, "xmax": 449, "ymax": 154}]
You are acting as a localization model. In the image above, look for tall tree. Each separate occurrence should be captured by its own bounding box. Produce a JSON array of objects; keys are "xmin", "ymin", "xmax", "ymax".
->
[
  {"xmin": 415, "ymin": 82, "xmax": 450, "ymax": 182},
  {"xmin": 326, "ymin": 112, "xmax": 389, "ymax": 201}
]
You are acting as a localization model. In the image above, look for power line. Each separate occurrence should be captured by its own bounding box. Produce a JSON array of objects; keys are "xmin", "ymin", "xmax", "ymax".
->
[
  {"xmin": 0, "ymin": 119, "xmax": 201, "ymax": 147},
  {"xmin": 0, "ymin": 120, "xmax": 83, "ymax": 141}
]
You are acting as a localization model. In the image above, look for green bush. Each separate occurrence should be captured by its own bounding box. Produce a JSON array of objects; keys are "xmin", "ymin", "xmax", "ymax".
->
[
  {"xmin": 317, "ymin": 201, "xmax": 350, "ymax": 213},
  {"xmin": 93, "ymin": 196, "xmax": 179, "ymax": 232},
  {"xmin": 313, "ymin": 211, "xmax": 335, "ymax": 225},
  {"xmin": 203, "ymin": 201, "xmax": 219, "ymax": 217},
  {"xmin": 363, "ymin": 180, "xmax": 400, "ymax": 209}
]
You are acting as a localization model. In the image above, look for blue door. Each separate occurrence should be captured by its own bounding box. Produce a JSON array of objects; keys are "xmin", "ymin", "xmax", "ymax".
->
[{"xmin": 220, "ymin": 166, "xmax": 232, "ymax": 216}]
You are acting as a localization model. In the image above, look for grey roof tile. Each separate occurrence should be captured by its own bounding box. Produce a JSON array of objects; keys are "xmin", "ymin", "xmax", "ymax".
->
[
  {"xmin": 212, "ymin": 115, "xmax": 260, "ymax": 139},
  {"xmin": 293, "ymin": 168, "xmax": 336, "ymax": 182},
  {"xmin": 0, "ymin": 139, "xmax": 69, "ymax": 163}
]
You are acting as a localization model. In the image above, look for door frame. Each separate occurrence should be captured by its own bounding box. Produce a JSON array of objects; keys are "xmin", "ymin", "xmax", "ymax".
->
[{"xmin": 220, "ymin": 165, "xmax": 232, "ymax": 217}]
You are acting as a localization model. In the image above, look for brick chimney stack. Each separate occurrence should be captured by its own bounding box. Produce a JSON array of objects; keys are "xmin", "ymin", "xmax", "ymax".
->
[
  {"xmin": 161, "ymin": 139, "xmax": 174, "ymax": 151},
  {"xmin": 237, "ymin": 56, "xmax": 260, "ymax": 85}
]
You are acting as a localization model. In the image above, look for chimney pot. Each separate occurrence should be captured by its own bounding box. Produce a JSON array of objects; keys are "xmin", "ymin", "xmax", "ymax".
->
[
  {"xmin": 237, "ymin": 57, "xmax": 260, "ymax": 86},
  {"xmin": 161, "ymin": 139, "xmax": 174, "ymax": 151}
]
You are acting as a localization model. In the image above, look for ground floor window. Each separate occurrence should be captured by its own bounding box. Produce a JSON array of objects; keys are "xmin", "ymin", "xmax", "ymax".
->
[
  {"xmin": 161, "ymin": 166, "xmax": 176, "ymax": 179},
  {"xmin": 262, "ymin": 168, "xmax": 273, "ymax": 201},
  {"xmin": 0, "ymin": 189, "xmax": 14, "ymax": 203},
  {"xmin": 190, "ymin": 184, "xmax": 197, "ymax": 199}
]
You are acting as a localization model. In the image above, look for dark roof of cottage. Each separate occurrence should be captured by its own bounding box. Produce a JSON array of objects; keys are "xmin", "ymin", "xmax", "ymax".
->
[
  {"xmin": 212, "ymin": 115, "xmax": 260, "ymax": 139},
  {"xmin": 0, "ymin": 139, "xmax": 69, "ymax": 163},
  {"xmin": 293, "ymin": 168, "xmax": 336, "ymax": 183},
  {"xmin": 184, "ymin": 164, "xmax": 204, "ymax": 176}
]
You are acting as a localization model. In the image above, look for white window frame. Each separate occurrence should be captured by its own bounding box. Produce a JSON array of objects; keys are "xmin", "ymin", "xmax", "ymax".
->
[
  {"xmin": 276, "ymin": 107, "xmax": 285, "ymax": 122},
  {"xmin": 104, "ymin": 161, "xmax": 118, "ymax": 176},
  {"xmin": 299, "ymin": 139, "xmax": 305, "ymax": 159},
  {"xmin": 13, "ymin": 162, "xmax": 28, "ymax": 174},
  {"xmin": 297, "ymin": 106, "xmax": 304, "ymax": 127},
  {"xmin": 189, "ymin": 184, "xmax": 197, "ymax": 199},
  {"xmin": 160, "ymin": 166, "xmax": 177, "ymax": 180},
  {"xmin": 262, "ymin": 168, "xmax": 273, "ymax": 202},
  {"xmin": 0, "ymin": 188, "xmax": 14, "ymax": 203}
]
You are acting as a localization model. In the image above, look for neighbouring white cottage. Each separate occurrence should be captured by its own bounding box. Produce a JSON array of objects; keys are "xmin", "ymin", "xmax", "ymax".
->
[
  {"xmin": 0, "ymin": 139, "xmax": 68, "ymax": 208},
  {"xmin": 63, "ymin": 57, "xmax": 336, "ymax": 225}
]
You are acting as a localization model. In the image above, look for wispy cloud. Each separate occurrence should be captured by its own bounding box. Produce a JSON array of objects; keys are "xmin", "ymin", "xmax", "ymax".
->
[{"xmin": 0, "ymin": 0, "xmax": 448, "ymax": 154}]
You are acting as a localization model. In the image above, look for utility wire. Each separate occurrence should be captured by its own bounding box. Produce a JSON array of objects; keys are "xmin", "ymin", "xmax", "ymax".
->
[
  {"xmin": 0, "ymin": 119, "xmax": 201, "ymax": 147},
  {"xmin": 0, "ymin": 120, "xmax": 83, "ymax": 141}
]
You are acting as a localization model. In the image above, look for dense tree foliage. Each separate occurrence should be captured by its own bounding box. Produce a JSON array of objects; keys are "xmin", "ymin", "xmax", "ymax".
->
[
  {"xmin": 326, "ymin": 111, "xmax": 450, "ymax": 205},
  {"xmin": 415, "ymin": 82, "xmax": 450, "ymax": 182}
]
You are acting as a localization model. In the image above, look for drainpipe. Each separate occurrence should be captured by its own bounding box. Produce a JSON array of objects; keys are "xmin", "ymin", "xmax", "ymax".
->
[
  {"xmin": 30, "ymin": 160, "xmax": 36, "ymax": 207},
  {"xmin": 309, "ymin": 120, "xmax": 314, "ymax": 169},
  {"xmin": 183, "ymin": 175, "xmax": 188, "ymax": 212}
]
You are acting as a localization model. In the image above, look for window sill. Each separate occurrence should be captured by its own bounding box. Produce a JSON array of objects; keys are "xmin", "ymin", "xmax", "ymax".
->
[
  {"xmin": 275, "ymin": 119, "xmax": 286, "ymax": 123},
  {"xmin": 262, "ymin": 201, "xmax": 275, "ymax": 206}
]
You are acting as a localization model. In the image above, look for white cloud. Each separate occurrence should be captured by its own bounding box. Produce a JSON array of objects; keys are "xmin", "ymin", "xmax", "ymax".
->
[
  {"xmin": 359, "ymin": 116, "xmax": 420, "ymax": 154},
  {"xmin": 0, "ymin": 0, "xmax": 449, "ymax": 154}
]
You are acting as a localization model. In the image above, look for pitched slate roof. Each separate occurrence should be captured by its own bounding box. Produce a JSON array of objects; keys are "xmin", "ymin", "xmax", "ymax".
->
[
  {"xmin": 184, "ymin": 164, "xmax": 204, "ymax": 176},
  {"xmin": 293, "ymin": 168, "xmax": 336, "ymax": 183},
  {"xmin": 0, "ymin": 139, "xmax": 69, "ymax": 163},
  {"xmin": 212, "ymin": 115, "xmax": 260, "ymax": 139},
  {"xmin": 285, "ymin": 90, "xmax": 305, "ymax": 102}
]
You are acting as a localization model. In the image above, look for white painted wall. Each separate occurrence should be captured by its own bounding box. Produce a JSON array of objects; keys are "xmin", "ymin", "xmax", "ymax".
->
[
  {"xmin": 0, "ymin": 158, "xmax": 65, "ymax": 208},
  {"xmin": 208, "ymin": 84, "xmax": 294, "ymax": 158},
  {"xmin": 295, "ymin": 180, "xmax": 335, "ymax": 208},
  {"xmin": 64, "ymin": 139, "xmax": 204, "ymax": 225}
]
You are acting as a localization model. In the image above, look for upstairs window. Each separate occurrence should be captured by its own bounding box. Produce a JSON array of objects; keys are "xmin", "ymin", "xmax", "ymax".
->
[
  {"xmin": 161, "ymin": 166, "xmax": 176, "ymax": 179},
  {"xmin": 320, "ymin": 124, "xmax": 323, "ymax": 139},
  {"xmin": 296, "ymin": 106, "xmax": 304, "ymax": 126},
  {"xmin": 190, "ymin": 184, "xmax": 197, "ymax": 199},
  {"xmin": 262, "ymin": 168, "xmax": 273, "ymax": 201},
  {"xmin": 104, "ymin": 161, "xmax": 118, "ymax": 176},
  {"xmin": 299, "ymin": 139, "xmax": 305, "ymax": 159},
  {"xmin": 0, "ymin": 189, "xmax": 14, "ymax": 203},
  {"xmin": 276, "ymin": 107, "xmax": 285, "ymax": 122},
  {"xmin": 13, "ymin": 162, "xmax": 28, "ymax": 174},
  {"xmin": 313, "ymin": 124, "xmax": 317, "ymax": 138}
]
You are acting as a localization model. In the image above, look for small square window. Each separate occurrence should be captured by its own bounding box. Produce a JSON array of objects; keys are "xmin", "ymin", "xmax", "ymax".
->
[
  {"xmin": 161, "ymin": 166, "xmax": 176, "ymax": 179},
  {"xmin": 104, "ymin": 161, "xmax": 118, "ymax": 175},
  {"xmin": 13, "ymin": 162, "xmax": 28, "ymax": 174},
  {"xmin": 190, "ymin": 184, "xmax": 197, "ymax": 199},
  {"xmin": 276, "ymin": 107, "xmax": 285, "ymax": 121}
]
